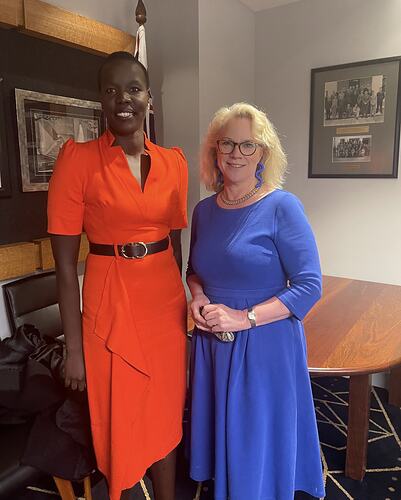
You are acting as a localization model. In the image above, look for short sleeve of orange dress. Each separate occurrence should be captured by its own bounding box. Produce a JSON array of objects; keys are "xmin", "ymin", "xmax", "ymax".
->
[
  {"xmin": 170, "ymin": 147, "xmax": 189, "ymax": 230},
  {"xmin": 47, "ymin": 139, "xmax": 87, "ymax": 235}
]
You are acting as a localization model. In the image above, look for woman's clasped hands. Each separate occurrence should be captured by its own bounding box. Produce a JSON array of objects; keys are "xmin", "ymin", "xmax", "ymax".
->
[{"xmin": 190, "ymin": 293, "xmax": 249, "ymax": 333}]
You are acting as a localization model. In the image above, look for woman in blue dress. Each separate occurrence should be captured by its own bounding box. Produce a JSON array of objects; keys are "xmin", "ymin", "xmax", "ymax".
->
[{"xmin": 187, "ymin": 103, "xmax": 325, "ymax": 500}]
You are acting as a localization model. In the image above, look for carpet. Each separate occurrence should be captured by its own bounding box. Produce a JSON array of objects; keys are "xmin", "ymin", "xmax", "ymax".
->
[{"xmin": 12, "ymin": 376, "xmax": 401, "ymax": 500}]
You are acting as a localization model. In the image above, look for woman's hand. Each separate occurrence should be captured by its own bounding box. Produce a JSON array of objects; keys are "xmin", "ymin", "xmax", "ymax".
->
[
  {"xmin": 190, "ymin": 293, "xmax": 211, "ymax": 331},
  {"xmin": 64, "ymin": 350, "xmax": 86, "ymax": 391},
  {"xmin": 51, "ymin": 234, "xmax": 85, "ymax": 391},
  {"xmin": 201, "ymin": 304, "xmax": 249, "ymax": 333}
]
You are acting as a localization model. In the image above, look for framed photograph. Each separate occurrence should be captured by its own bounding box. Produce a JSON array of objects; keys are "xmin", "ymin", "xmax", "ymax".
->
[
  {"xmin": 309, "ymin": 56, "xmax": 401, "ymax": 178},
  {"xmin": 332, "ymin": 135, "xmax": 371, "ymax": 163},
  {"xmin": 0, "ymin": 77, "xmax": 12, "ymax": 197},
  {"xmin": 15, "ymin": 89, "xmax": 105, "ymax": 192}
]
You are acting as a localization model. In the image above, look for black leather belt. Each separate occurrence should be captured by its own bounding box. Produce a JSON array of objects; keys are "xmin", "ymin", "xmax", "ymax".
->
[{"xmin": 89, "ymin": 237, "xmax": 169, "ymax": 259}]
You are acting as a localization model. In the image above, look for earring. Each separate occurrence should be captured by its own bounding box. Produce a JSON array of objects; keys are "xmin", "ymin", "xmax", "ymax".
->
[{"xmin": 255, "ymin": 162, "xmax": 265, "ymax": 188}]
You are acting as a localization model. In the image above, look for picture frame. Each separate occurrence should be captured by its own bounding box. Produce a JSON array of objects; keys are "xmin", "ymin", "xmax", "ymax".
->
[
  {"xmin": 15, "ymin": 89, "xmax": 105, "ymax": 192},
  {"xmin": 308, "ymin": 56, "xmax": 401, "ymax": 178},
  {"xmin": 0, "ymin": 77, "xmax": 12, "ymax": 197}
]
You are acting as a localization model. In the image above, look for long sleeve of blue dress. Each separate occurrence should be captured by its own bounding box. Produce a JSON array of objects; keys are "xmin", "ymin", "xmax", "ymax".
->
[{"xmin": 274, "ymin": 193, "xmax": 322, "ymax": 321}]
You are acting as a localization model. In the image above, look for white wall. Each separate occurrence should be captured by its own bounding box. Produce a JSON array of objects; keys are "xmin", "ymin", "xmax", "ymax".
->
[
  {"xmin": 199, "ymin": 0, "xmax": 255, "ymax": 198},
  {"xmin": 255, "ymin": 0, "xmax": 401, "ymax": 286},
  {"xmin": 0, "ymin": 284, "xmax": 10, "ymax": 339},
  {"xmin": 145, "ymin": 0, "xmax": 200, "ymax": 268}
]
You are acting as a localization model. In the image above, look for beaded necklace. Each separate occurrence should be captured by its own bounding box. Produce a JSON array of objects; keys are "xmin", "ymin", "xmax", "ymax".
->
[{"xmin": 220, "ymin": 184, "xmax": 261, "ymax": 206}]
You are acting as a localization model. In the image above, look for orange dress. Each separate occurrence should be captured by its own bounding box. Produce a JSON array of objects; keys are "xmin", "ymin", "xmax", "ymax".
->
[{"xmin": 47, "ymin": 130, "xmax": 188, "ymax": 500}]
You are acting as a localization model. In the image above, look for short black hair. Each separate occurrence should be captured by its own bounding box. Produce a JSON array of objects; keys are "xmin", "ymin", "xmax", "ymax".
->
[{"xmin": 97, "ymin": 51, "xmax": 150, "ymax": 90}]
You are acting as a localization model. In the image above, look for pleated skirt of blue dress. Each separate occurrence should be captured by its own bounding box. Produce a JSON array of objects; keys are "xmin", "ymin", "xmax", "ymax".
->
[{"xmin": 189, "ymin": 285, "xmax": 325, "ymax": 500}]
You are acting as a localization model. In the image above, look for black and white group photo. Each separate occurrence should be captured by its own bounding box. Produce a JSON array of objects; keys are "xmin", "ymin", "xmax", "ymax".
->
[
  {"xmin": 332, "ymin": 135, "xmax": 372, "ymax": 163},
  {"xmin": 324, "ymin": 75, "xmax": 386, "ymax": 126}
]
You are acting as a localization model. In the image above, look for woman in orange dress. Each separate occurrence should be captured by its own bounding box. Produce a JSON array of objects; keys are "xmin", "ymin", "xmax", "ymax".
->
[{"xmin": 47, "ymin": 52, "xmax": 188, "ymax": 500}]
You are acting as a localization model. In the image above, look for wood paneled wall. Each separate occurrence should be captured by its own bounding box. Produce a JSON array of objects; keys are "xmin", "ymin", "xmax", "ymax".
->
[
  {"xmin": 0, "ymin": 0, "xmax": 23, "ymax": 28},
  {"xmin": 0, "ymin": 0, "xmax": 135, "ymax": 54},
  {"xmin": 0, "ymin": 235, "xmax": 89, "ymax": 280}
]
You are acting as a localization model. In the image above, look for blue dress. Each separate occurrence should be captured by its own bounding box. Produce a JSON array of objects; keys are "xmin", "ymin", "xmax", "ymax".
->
[{"xmin": 188, "ymin": 190, "xmax": 325, "ymax": 500}]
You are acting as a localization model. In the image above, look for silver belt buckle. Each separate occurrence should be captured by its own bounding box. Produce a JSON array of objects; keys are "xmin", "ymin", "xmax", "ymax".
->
[
  {"xmin": 214, "ymin": 331, "xmax": 235, "ymax": 342},
  {"xmin": 121, "ymin": 242, "xmax": 148, "ymax": 259}
]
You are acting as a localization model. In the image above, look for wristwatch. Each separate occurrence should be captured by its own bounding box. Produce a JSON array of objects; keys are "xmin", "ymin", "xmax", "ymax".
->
[{"xmin": 247, "ymin": 307, "xmax": 257, "ymax": 328}]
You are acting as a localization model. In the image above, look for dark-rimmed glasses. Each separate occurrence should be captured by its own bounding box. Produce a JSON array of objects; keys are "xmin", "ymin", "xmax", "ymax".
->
[{"xmin": 217, "ymin": 139, "xmax": 260, "ymax": 156}]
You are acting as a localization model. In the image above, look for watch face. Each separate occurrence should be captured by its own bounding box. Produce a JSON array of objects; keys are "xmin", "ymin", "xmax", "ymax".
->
[
  {"xmin": 247, "ymin": 308, "xmax": 256, "ymax": 326},
  {"xmin": 247, "ymin": 308, "xmax": 255, "ymax": 317}
]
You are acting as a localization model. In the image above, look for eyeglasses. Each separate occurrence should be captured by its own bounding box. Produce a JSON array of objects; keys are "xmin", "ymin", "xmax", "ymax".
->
[{"xmin": 217, "ymin": 139, "xmax": 260, "ymax": 156}]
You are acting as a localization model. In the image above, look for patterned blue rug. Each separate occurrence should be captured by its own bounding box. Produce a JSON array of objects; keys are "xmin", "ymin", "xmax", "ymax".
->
[{"xmin": 312, "ymin": 377, "xmax": 401, "ymax": 500}]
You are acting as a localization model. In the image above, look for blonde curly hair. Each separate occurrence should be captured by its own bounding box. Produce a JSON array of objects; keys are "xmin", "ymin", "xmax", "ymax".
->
[{"xmin": 201, "ymin": 102, "xmax": 287, "ymax": 192}]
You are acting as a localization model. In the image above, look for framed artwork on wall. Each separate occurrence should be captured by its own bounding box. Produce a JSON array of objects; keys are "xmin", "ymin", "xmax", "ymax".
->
[
  {"xmin": 0, "ymin": 77, "xmax": 12, "ymax": 197},
  {"xmin": 308, "ymin": 56, "xmax": 401, "ymax": 178},
  {"xmin": 15, "ymin": 89, "xmax": 105, "ymax": 192}
]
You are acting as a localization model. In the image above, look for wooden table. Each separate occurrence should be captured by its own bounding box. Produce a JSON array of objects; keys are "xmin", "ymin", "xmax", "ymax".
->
[{"xmin": 304, "ymin": 275, "xmax": 401, "ymax": 480}]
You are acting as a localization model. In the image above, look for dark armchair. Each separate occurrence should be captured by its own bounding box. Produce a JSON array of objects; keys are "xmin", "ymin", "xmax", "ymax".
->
[
  {"xmin": 3, "ymin": 271, "xmax": 62, "ymax": 338},
  {"xmin": 0, "ymin": 271, "xmax": 92, "ymax": 500}
]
